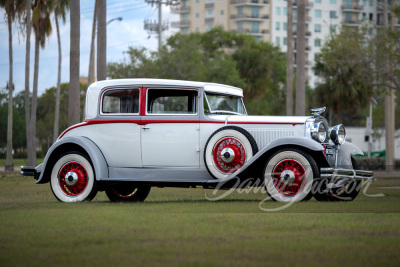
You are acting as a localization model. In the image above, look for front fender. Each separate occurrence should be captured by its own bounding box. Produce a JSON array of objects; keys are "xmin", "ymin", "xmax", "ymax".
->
[
  {"xmin": 336, "ymin": 141, "xmax": 363, "ymax": 168},
  {"xmin": 36, "ymin": 136, "xmax": 109, "ymax": 184},
  {"xmin": 228, "ymin": 137, "xmax": 326, "ymax": 180}
]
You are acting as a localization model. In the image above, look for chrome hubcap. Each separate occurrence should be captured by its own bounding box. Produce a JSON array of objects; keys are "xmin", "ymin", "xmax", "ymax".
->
[
  {"xmin": 280, "ymin": 170, "xmax": 295, "ymax": 185},
  {"xmin": 64, "ymin": 171, "xmax": 78, "ymax": 186},
  {"xmin": 220, "ymin": 148, "xmax": 235, "ymax": 163}
]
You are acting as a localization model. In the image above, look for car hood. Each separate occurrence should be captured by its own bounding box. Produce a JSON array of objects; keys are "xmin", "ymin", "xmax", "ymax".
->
[{"xmin": 207, "ymin": 115, "xmax": 310, "ymax": 125}]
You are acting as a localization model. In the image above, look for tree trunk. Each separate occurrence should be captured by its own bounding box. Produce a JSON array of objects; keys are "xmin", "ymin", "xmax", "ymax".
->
[
  {"xmin": 30, "ymin": 35, "xmax": 40, "ymax": 166},
  {"xmin": 25, "ymin": 0, "xmax": 34, "ymax": 166},
  {"xmin": 53, "ymin": 16, "xmax": 62, "ymax": 142},
  {"xmin": 286, "ymin": 0, "xmax": 294, "ymax": 116},
  {"xmin": 295, "ymin": 0, "xmax": 306, "ymax": 116},
  {"xmin": 97, "ymin": 0, "xmax": 106, "ymax": 81},
  {"xmin": 88, "ymin": 0, "xmax": 97, "ymax": 85},
  {"xmin": 68, "ymin": 0, "xmax": 81, "ymax": 126},
  {"xmin": 5, "ymin": 14, "xmax": 14, "ymax": 171},
  {"xmin": 383, "ymin": 0, "xmax": 395, "ymax": 173}
]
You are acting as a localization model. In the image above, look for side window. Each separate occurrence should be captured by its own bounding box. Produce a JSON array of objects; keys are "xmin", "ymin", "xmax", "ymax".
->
[
  {"xmin": 147, "ymin": 89, "xmax": 198, "ymax": 115},
  {"xmin": 102, "ymin": 88, "xmax": 140, "ymax": 114}
]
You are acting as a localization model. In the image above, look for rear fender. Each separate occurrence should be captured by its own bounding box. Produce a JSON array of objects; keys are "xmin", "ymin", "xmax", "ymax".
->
[{"xmin": 36, "ymin": 136, "xmax": 109, "ymax": 184}]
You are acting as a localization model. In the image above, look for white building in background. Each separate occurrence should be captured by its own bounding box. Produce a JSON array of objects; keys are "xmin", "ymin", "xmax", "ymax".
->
[
  {"xmin": 346, "ymin": 127, "xmax": 400, "ymax": 159},
  {"xmin": 172, "ymin": 0, "xmax": 400, "ymax": 88}
]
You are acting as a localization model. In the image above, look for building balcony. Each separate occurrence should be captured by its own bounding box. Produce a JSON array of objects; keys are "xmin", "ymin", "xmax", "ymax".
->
[
  {"xmin": 171, "ymin": 21, "xmax": 190, "ymax": 28},
  {"xmin": 205, "ymin": 3, "xmax": 214, "ymax": 9},
  {"xmin": 343, "ymin": 19, "xmax": 360, "ymax": 26},
  {"xmin": 231, "ymin": 0, "xmax": 270, "ymax": 6},
  {"xmin": 341, "ymin": 4, "xmax": 363, "ymax": 12},
  {"xmin": 230, "ymin": 14, "xmax": 270, "ymax": 21},
  {"xmin": 170, "ymin": 6, "xmax": 190, "ymax": 14},
  {"xmin": 231, "ymin": 28, "xmax": 270, "ymax": 36},
  {"xmin": 205, "ymin": 17, "xmax": 214, "ymax": 24},
  {"xmin": 293, "ymin": 0, "xmax": 314, "ymax": 9}
]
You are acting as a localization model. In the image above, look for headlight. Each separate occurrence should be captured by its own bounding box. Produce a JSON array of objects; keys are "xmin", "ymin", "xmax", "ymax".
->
[
  {"xmin": 330, "ymin": 124, "xmax": 346, "ymax": 145},
  {"xmin": 311, "ymin": 122, "xmax": 326, "ymax": 143}
]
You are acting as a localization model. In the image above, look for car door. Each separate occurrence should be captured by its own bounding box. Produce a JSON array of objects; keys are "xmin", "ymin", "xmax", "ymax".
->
[{"xmin": 141, "ymin": 87, "xmax": 200, "ymax": 168}]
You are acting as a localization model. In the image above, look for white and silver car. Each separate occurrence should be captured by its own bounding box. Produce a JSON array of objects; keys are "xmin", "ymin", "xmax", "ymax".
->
[{"xmin": 22, "ymin": 79, "xmax": 373, "ymax": 202}]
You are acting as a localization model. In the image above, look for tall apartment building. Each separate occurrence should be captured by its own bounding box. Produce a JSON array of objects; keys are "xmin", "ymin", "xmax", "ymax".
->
[
  {"xmin": 171, "ymin": 0, "xmax": 273, "ymax": 42},
  {"xmin": 172, "ymin": 0, "xmax": 400, "ymax": 88}
]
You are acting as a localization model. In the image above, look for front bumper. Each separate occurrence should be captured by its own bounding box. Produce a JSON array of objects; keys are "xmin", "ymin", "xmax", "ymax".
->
[{"xmin": 320, "ymin": 168, "xmax": 374, "ymax": 182}]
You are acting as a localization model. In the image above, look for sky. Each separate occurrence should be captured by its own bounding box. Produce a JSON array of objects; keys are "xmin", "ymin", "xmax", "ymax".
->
[{"xmin": 0, "ymin": 0, "xmax": 178, "ymax": 96}]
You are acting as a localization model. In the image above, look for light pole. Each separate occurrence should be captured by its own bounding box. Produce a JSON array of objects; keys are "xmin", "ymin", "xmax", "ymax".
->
[{"xmin": 88, "ymin": 15, "xmax": 123, "ymax": 85}]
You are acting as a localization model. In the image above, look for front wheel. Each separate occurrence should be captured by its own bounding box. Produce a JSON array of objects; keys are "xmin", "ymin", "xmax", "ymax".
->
[
  {"xmin": 50, "ymin": 151, "xmax": 98, "ymax": 202},
  {"xmin": 105, "ymin": 183, "xmax": 151, "ymax": 202},
  {"xmin": 264, "ymin": 148, "xmax": 318, "ymax": 202}
]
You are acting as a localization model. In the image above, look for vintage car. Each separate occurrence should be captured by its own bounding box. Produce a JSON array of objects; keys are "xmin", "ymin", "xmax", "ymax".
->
[{"xmin": 22, "ymin": 79, "xmax": 373, "ymax": 203}]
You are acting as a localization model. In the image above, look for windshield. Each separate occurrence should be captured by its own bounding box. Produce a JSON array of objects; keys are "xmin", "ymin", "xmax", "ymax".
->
[{"xmin": 204, "ymin": 92, "xmax": 246, "ymax": 115}]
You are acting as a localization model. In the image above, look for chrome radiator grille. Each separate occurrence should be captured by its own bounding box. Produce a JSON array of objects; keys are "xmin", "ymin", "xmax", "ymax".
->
[{"xmin": 248, "ymin": 129, "xmax": 295, "ymax": 149}]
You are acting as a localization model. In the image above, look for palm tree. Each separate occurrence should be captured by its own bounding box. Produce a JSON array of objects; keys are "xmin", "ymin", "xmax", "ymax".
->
[
  {"xmin": 88, "ymin": 0, "xmax": 97, "ymax": 85},
  {"xmin": 52, "ymin": 0, "xmax": 69, "ymax": 142},
  {"xmin": 0, "ymin": 0, "xmax": 24, "ymax": 171},
  {"xmin": 24, "ymin": 0, "xmax": 34, "ymax": 166},
  {"xmin": 295, "ymin": 0, "xmax": 306, "ymax": 116},
  {"xmin": 68, "ymin": 0, "xmax": 80, "ymax": 126},
  {"xmin": 30, "ymin": 0, "xmax": 52, "ymax": 165},
  {"xmin": 97, "ymin": 0, "xmax": 106, "ymax": 81},
  {"xmin": 286, "ymin": 0, "xmax": 293, "ymax": 116}
]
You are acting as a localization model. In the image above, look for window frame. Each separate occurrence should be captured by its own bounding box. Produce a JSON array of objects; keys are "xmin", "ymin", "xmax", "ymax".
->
[
  {"xmin": 99, "ymin": 87, "xmax": 141, "ymax": 116},
  {"xmin": 145, "ymin": 88, "xmax": 199, "ymax": 116}
]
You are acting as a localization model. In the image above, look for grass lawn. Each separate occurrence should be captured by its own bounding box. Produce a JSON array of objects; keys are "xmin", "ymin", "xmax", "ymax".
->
[{"xmin": 0, "ymin": 171, "xmax": 399, "ymax": 266}]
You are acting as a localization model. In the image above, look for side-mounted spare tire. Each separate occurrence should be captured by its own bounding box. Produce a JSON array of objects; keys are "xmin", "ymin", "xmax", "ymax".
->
[{"xmin": 204, "ymin": 126, "xmax": 258, "ymax": 179}]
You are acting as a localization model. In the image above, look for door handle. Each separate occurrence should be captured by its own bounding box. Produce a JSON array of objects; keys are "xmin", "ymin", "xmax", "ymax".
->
[{"xmin": 142, "ymin": 125, "xmax": 150, "ymax": 130}]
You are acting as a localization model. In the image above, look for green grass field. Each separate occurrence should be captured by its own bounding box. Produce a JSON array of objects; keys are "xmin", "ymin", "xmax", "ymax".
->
[{"xmin": 1, "ymin": 171, "xmax": 400, "ymax": 266}]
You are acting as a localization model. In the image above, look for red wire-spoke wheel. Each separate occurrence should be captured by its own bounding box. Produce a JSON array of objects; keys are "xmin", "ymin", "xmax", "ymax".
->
[
  {"xmin": 264, "ymin": 149, "xmax": 317, "ymax": 202},
  {"xmin": 213, "ymin": 137, "xmax": 246, "ymax": 173},
  {"xmin": 50, "ymin": 152, "xmax": 97, "ymax": 202},
  {"xmin": 58, "ymin": 162, "xmax": 88, "ymax": 196},
  {"xmin": 272, "ymin": 159, "xmax": 306, "ymax": 196},
  {"xmin": 204, "ymin": 126, "xmax": 258, "ymax": 179},
  {"xmin": 105, "ymin": 183, "xmax": 151, "ymax": 202}
]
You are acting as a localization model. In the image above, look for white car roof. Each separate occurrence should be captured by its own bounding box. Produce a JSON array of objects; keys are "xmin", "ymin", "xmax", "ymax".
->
[{"xmin": 88, "ymin": 78, "xmax": 244, "ymax": 97}]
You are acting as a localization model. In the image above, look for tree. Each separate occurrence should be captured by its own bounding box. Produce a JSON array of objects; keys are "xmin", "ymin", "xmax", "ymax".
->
[
  {"xmin": 313, "ymin": 26, "xmax": 373, "ymax": 124},
  {"xmin": 52, "ymin": 0, "xmax": 69, "ymax": 142},
  {"xmin": 107, "ymin": 28, "xmax": 287, "ymax": 115},
  {"xmin": 0, "ymin": 0, "xmax": 18, "ymax": 170},
  {"xmin": 24, "ymin": 0, "xmax": 34, "ymax": 166},
  {"xmin": 68, "ymin": 0, "xmax": 80, "ymax": 126},
  {"xmin": 30, "ymin": 0, "xmax": 52, "ymax": 165},
  {"xmin": 286, "ymin": 0, "xmax": 294, "ymax": 116},
  {"xmin": 88, "ymin": 0, "xmax": 97, "ymax": 85},
  {"xmin": 295, "ymin": 0, "xmax": 306, "ymax": 116},
  {"xmin": 96, "ymin": 0, "xmax": 106, "ymax": 80}
]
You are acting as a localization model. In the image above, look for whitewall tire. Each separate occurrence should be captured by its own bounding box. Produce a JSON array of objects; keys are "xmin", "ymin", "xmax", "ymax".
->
[
  {"xmin": 50, "ymin": 152, "xmax": 98, "ymax": 202},
  {"xmin": 204, "ymin": 126, "xmax": 258, "ymax": 179},
  {"xmin": 264, "ymin": 149, "xmax": 316, "ymax": 202}
]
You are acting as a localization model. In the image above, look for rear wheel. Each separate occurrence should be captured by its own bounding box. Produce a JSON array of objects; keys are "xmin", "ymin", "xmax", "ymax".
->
[
  {"xmin": 50, "ymin": 151, "xmax": 98, "ymax": 202},
  {"xmin": 105, "ymin": 183, "xmax": 151, "ymax": 202},
  {"xmin": 264, "ymin": 148, "xmax": 317, "ymax": 202}
]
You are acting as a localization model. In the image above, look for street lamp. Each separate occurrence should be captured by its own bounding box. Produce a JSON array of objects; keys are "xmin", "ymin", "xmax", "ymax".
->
[{"xmin": 88, "ymin": 16, "xmax": 123, "ymax": 84}]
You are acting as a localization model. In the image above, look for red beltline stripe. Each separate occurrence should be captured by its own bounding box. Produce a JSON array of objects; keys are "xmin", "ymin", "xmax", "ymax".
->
[{"xmin": 58, "ymin": 119, "xmax": 304, "ymax": 139}]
